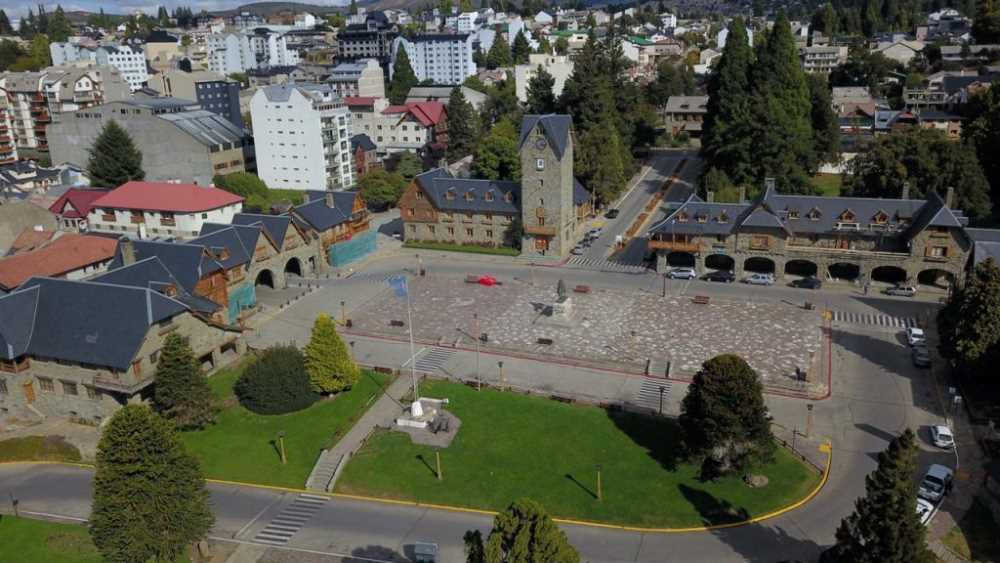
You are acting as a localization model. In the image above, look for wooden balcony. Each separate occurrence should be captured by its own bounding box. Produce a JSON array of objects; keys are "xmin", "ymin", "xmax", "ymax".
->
[
  {"xmin": 525, "ymin": 225, "xmax": 556, "ymax": 236},
  {"xmin": 160, "ymin": 217, "xmax": 176, "ymax": 227},
  {"xmin": 648, "ymin": 239, "xmax": 700, "ymax": 252}
]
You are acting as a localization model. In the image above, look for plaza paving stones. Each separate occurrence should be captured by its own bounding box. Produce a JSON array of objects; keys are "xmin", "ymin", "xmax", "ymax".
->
[{"xmin": 349, "ymin": 276, "xmax": 823, "ymax": 384}]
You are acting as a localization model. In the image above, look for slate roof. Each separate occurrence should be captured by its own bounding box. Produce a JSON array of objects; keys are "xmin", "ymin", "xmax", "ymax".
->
[
  {"xmin": 292, "ymin": 191, "xmax": 358, "ymax": 231},
  {"xmin": 92, "ymin": 256, "xmax": 220, "ymax": 314},
  {"xmin": 519, "ymin": 114, "xmax": 572, "ymax": 160},
  {"xmin": 232, "ymin": 213, "xmax": 293, "ymax": 250},
  {"xmin": 573, "ymin": 179, "xmax": 589, "ymax": 207},
  {"xmin": 351, "ymin": 133, "xmax": 377, "ymax": 152},
  {"xmin": 108, "ymin": 239, "xmax": 222, "ymax": 294},
  {"xmin": 2, "ymin": 277, "xmax": 187, "ymax": 370},
  {"xmin": 48, "ymin": 187, "xmax": 111, "ymax": 219},
  {"xmin": 649, "ymin": 199, "xmax": 749, "ymax": 236},
  {"xmin": 414, "ymin": 168, "xmax": 520, "ymax": 214},
  {"xmin": 966, "ymin": 228, "xmax": 1000, "ymax": 266},
  {"xmin": 190, "ymin": 224, "xmax": 259, "ymax": 271}
]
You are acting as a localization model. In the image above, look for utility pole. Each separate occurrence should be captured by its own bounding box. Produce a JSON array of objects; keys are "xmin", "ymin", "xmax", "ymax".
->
[
  {"xmin": 659, "ymin": 386, "xmax": 665, "ymax": 415},
  {"xmin": 498, "ymin": 360, "xmax": 505, "ymax": 390},
  {"xmin": 436, "ymin": 450, "xmax": 443, "ymax": 481}
]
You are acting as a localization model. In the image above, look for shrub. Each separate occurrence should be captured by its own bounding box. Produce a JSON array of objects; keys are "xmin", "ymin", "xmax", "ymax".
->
[{"xmin": 234, "ymin": 346, "xmax": 318, "ymax": 414}]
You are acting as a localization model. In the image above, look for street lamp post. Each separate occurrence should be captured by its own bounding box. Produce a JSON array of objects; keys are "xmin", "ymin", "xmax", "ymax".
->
[
  {"xmin": 498, "ymin": 360, "xmax": 504, "ymax": 390},
  {"xmin": 596, "ymin": 464, "xmax": 603, "ymax": 502},
  {"xmin": 805, "ymin": 404, "xmax": 814, "ymax": 438},
  {"xmin": 659, "ymin": 385, "xmax": 665, "ymax": 415},
  {"xmin": 349, "ymin": 341, "xmax": 355, "ymax": 363},
  {"xmin": 340, "ymin": 300, "xmax": 346, "ymax": 324}
]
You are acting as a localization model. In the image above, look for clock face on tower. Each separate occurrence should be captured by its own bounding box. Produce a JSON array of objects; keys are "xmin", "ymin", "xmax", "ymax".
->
[{"xmin": 535, "ymin": 137, "xmax": 547, "ymax": 150}]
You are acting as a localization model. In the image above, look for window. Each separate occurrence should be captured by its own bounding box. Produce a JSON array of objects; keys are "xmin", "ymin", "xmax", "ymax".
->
[
  {"xmin": 751, "ymin": 235, "xmax": 769, "ymax": 249},
  {"xmin": 0, "ymin": 378, "xmax": 7, "ymax": 394},
  {"xmin": 536, "ymin": 158, "xmax": 545, "ymax": 171},
  {"xmin": 466, "ymin": 228, "xmax": 473, "ymax": 237},
  {"xmin": 465, "ymin": 191, "xmax": 474, "ymax": 201},
  {"xmin": 202, "ymin": 213, "xmax": 208, "ymax": 219},
  {"xmin": 447, "ymin": 227, "xmax": 455, "ymax": 235},
  {"xmin": 505, "ymin": 192, "xmax": 513, "ymax": 203},
  {"xmin": 787, "ymin": 210, "xmax": 800, "ymax": 220},
  {"xmin": 407, "ymin": 208, "xmax": 415, "ymax": 217},
  {"xmin": 445, "ymin": 190, "xmax": 455, "ymax": 200},
  {"xmin": 415, "ymin": 191, "xmax": 423, "ymax": 199},
  {"xmin": 927, "ymin": 246, "xmax": 948, "ymax": 257},
  {"xmin": 150, "ymin": 350, "xmax": 160, "ymax": 364},
  {"xmin": 486, "ymin": 229, "xmax": 494, "ymax": 238},
  {"xmin": 676, "ymin": 212, "xmax": 688, "ymax": 223},
  {"xmin": 838, "ymin": 209, "xmax": 856, "ymax": 222},
  {"xmin": 718, "ymin": 211, "xmax": 729, "ymax": 223},
  {"xmin": 38, "ymin": 377, "xmax": 55, "ymax": 392},
  {"xmin": 429, "ymin": 225, "xmax": 436, "ymax": 234},
  {"xmin": 62, "ymin": 381, "xmax": 79, "ymax": 396},
  {"xmin": 408, "ymin": 224, "xmax": 416, "ymax": 232},
  {"xmin": 485, "ymin": 191, "xmax": 494, "ymax": 202},
  {"xmin": 807, "ymin": 208, "xmax": 822, "ymax": 220},
  {"xmin": 872, "ymin": 211, "xmax": 888, "ymax": 224}
]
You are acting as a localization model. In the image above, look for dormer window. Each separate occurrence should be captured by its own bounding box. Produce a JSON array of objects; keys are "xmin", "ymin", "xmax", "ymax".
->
[
  {"xmin": 838, "ymin": 209, "xmax": 856, "ymax": 222},
  {"xmin": 465, "ymin": 191, "xmax": 474, "ymax": 202},
  {"xmin": 676, "ymin": 212, "xmax": 688, "ymax": 223},
  {"xmin": 787, "ymin": 209, "xmax": 800, "ymax": 220},
  {"xmin": 696, "ymin": 213, "xmax": 708, "ymax": 223},
  {"xmin": 872, "ymin": 210, "xmax": 888, "ymax": 224},
  {"xmin": 445, "ymin": 189, "xmax": 455, "ymax": 200},
  {"xmin": 807, "ymin": 207, "xmax": 822, "ymax": 221},
  {"xmin": 505, "ymin": 191, "xmax": 513, "ymax": 203},
  {"xmin": 718, "ymin": 211, "xmax": 729, "ymax": 223},
  {"xmin": 485, "ymin": 191, "xmax": 494, "ymax": 202}
]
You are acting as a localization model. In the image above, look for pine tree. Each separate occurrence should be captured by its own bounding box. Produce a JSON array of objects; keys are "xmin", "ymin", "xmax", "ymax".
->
[
  {"xmin": 389, "ymin": 47, "xmax": 418, "ymax": 104},
  {"xmin": 963, "ymin": 78, "xmax": 1000, "ymax": 205},
  {"xmin": 679, "ymin": 354, "xmax": 775, "ymax": 480},
  {"xmin": 305, "ymin": 314, "xmax": 360, "ymax": 394},
  {"xmin": 486, "ymin": 33, "xmax": 512, "ymax": 69},
  {"xmin": 473, "ymin": 118, "xmax": 520, "ymax": 181},
  {"xmin": 808, "ymin": 74, "xmax": 840, "ymax": 168},
  {"xmin": 87, "ymin": 120, "xmax": 145, "ymax": 188},
  {"xmin": 749, "ymin": 12, "xmax": 816, "ymax": 193},
  {"xmin": 465, "ymin": 498, "xmax": 580, "ymax": 563},
  {"xmin": 525, "ymin": 65, "xmax": 556, "ymax": 114},
  {"xmin": 702, "ymin": 17, "xmax": 755, "ymax": 187},
  {"xmin": 937, "ymin": 258, "xmax": 1000, "ymax": 375},
  {"xmin": 536, "ymin": 36, "xmax": 552, "ymax": 54},
  {"xmin": 0, "ymin": 10, "xmax": 14, "ymax": 35},
  {"xmin": 153, "ymin": 333, "xmax": 217, "ymax": 430},
  {"xmin": 820, "ymin": 429, "xmax": 933, "ymax": 563},
  {"xmin": 447, "ymin": 87, "xmax": 481, "ymax": 161},
  {"xmin": 90, "ymin": 405, "xmax": 214, "ymax": 563},
  {"xmin": 48, "ymin": 6, "xmax": 72, "ymax": 43},
  {"xmin": 511, "ymin": 30, "xmax": 531, "ymax": 64},
  {"xmin": 350, "ymin": 0, "xmax": 359, "ymax": 15},
  {"xmin": 576, "ymin": 118, "xmax": 626, "ymax": 204}
]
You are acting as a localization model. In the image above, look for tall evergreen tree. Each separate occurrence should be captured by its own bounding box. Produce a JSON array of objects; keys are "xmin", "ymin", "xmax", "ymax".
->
[
  {"xmin": 963, "ymin": 80, "xmax": 1000, "ymax": 212},
  {"xmin": 937, "ymin": 258, "xmax": 1000, "ymax": 375},
  {"xmin": 536, "ymin": 36, "xmax": 552, "ymax": 54},
  {"xmin": 90, "ymin": 405, "xmax": 214, "ymax": 563},
  {"xmin": 749, "ymin": 12, "xmax": 816, "ymax": 192},
  {"xmin": 973, "ymin": 0, "xmax": 1000, "ymax": 42},
  {"xmin": 576, "ymin": 117, "xmax": 626, "ymax": 204},
  {"xmin": 47, "ymin": 6, "xmax": 73, "ymax": 43},
  {"xmin": 153, "ymin": 333, "xmax": 217, "ymax": 430},
  {"xmin": 486, "ymin": 33, "xmax": 512, "ymax": 69},
  {"xmin": 702, "ymin": 17, "xmax": 755, "ymax": 188},
  {"xmin": 808, "ymin": 74, "xmax": 840, "ymax": 167},
  {"xmin": 679, "ymin": 354, "xmax": 775, "ymax": 480},
  {"xmin": 87, "ymin": 120, "xmax": 145, "ymax": 188},
  {"xmin": 525, "ymin": 65, "xmax": 557, "ymax": 114},
  {"xmin": 820, "ymin": 429, "xmax": 933, "ymax": 563},
  {"xmin": 389, "ymin": 48, "xmax": 418, "ymax": 104},
  {"xmin": 304, "ymin": 314, "xmax": 360, "ymax": 394},
  {"xmin": 0, "ymin": 10, "xmax": 13, "ymax": 35},
  {"xmin": 511, "ymin": 30, "xmax": 531, "ymax": 64},
  {"xmin": 350, "ymin": 0, "xmax": 359, "ymax": 15},
  {"xmin": 446, "ymin": 87, "xmax": 481, "ymax": 160},
  {"xmin": 465, "ymin": 498, "xmax": 580, "ymax": 563}
]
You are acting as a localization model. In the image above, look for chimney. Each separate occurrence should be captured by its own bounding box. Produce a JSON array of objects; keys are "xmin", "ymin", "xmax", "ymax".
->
[
  {"xmin": 945, "ymin": 186, "xmax": 955, "ymax": 208},
  {"xmin": 325, "ymin": 190, "xmax": 335, "ymax": 208},
  {"xmin": 765, "ymin": 177, "xmax": 775, "ymax": 192},
  {"xmin": 438, "ymin": 157, "xmax": 447, "ymax": 170},
  {"xmin": 120, "ymin": 236, "xmax": 136, "ymax": 265},
  {"xmin": 707, "ymin": 190, "xmax": 715, "ymax": 203},
  {"xmin": 901, "ymin": 182, "xmax": 910, "ymax": 200},
  {"xmin": 738, "ymin": 185, "xmax": 747, "ymax": 204}
]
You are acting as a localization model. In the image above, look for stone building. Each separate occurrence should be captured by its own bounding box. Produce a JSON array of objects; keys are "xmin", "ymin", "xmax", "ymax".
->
[
  {"xmin": 290, "ymin": 190, "xmax": 375, "ymax": 268},
  {"xmin": 649, "ymin": 183, "xmax": 971, "ymax": 287}
]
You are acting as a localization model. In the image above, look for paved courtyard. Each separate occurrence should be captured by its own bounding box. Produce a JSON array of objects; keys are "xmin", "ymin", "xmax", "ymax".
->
[{"xmin": 348, "ymin": 276, "xmax": 823, "ymax": 384}]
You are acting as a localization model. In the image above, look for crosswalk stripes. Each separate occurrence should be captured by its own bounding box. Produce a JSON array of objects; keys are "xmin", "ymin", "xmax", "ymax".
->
[
  {"xmin": 634, "ymin": 377, "xmax": 672, "ymax": 413},
  {"xmin": 566, "ymin": 256, "xmax": 649, "ymax": 274},
  {"xmin": 253, "ymin": 494, "xmax": 328, "ymax": 546},
  {"xmin": 831, "ymin": 310, "xmax": 918, "ymax": 329},
  {"xmin": 414, "ymin": 348, "xmax": 455, "ymax": 373}
]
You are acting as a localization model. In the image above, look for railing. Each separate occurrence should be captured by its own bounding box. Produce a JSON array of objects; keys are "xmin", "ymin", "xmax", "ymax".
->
[
  {"xmin": 785, "ymin": 244, "xmax": 909, "ymax": 260},
  {"xmin": 648, "ymin": 239, "xmax": 699, "ymax": 252},
  {"xmin": 130, "ymin": 215, "xmax": 145, "ymax": 224},
  {"xmin": 160, "ymin": 218, "xmax": 176, "ymax": 227},
  {"xmin": 525, "ymin": 225, "xmax": 556, "ymax": 236}
]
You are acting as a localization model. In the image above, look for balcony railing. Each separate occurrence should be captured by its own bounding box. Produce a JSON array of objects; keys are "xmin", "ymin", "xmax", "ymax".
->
[
  {"xmin": 525, "ymin": 225, "xmax": 556, "ymax": 236},
  {"xmin": 648, "ymin": 239, "xmax": 700, "ymax": 252},
  {"xmin": 786, "ymin": 244, "xmax": 909, "ymax": 260}
]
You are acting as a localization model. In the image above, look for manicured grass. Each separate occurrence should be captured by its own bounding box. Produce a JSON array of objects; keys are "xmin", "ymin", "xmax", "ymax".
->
[
  {"xmin": 336, "ymin": 380, "xmax": 821, "ymax": 528},
  {"xmin": 0, "ymin": 516, "xmax": 102, "ymax": 563},
  {"xmin": 810, "ymin": 174, "xmax": 842, "ymax": 197},
  {"xmin": 403, "ymin": 241, "xmax": 520, "ymax": 256},
  {"xmin": 0, "ymin": 436, "xmax": 82, "ymax": 463},
  {"xmin": 941, "ymin": 497, "xmax": 1000, "ymax": 562},
  {"xmin": 181, "ymin": 364, "xmax": 391, "ymax": 488}
]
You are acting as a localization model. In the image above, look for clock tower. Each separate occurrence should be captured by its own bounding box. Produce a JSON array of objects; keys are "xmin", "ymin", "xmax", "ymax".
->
[{"xmin": 518, "ymin": 115, "xmax": 575, "ymax": 259}]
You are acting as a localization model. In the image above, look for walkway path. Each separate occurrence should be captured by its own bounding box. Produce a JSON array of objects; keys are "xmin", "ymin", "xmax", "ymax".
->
[{"xmin": 305, "ymin": 375, "xmax": 412, "ymax": 492}]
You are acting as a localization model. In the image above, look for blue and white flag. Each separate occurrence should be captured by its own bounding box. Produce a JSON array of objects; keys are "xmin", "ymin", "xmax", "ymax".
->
[{"xmin": 387, "ymin": 275, "xmax": 408, "ymax": 299}]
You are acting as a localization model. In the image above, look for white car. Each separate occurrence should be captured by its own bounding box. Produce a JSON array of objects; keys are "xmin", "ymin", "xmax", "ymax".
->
[
  {"xmin": 668, "ymin": 267, "xmax": 697, "ymax": 280},
  {"xmin": 744, "ymin": 273, "xmax": 775, "ymax": 286},
  {"xmin": 930, "ymin": 425, "xmax": 955, "ymax": 448},
  {"xmin": 906, "ymin": 327, "xmax": 926, "ymax": 347},
  {"xmin": 918, "ymin": 464, "xmax": 954, "ymax": 502},
  {"xmin": 916, "ymin": 498, "xmax": 935, "ymax": 526}
]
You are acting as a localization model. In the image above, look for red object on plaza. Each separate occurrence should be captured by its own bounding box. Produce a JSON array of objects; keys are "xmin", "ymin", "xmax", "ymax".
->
[{"xmin": 478, "ymin": 275, "xmax": 497, "ymax": 286}]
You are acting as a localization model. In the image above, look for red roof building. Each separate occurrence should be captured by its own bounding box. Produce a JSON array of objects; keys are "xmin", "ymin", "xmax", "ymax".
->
[
  {"xmin": 48, "ymin": 187, "xmax": 111, "ymax": 232},
  {"xmin": 93, "ymin": 181, "xmax": 244, "ymax": 213},
  {"xmin": 0, "ymin": 233, "xmax": 118, "ymax": 292}
]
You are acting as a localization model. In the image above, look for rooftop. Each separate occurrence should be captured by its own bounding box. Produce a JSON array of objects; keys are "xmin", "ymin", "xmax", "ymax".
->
[
  {"xmin": 93, "ymin": 181, "xmax": 244, "ymax": 213},
  {"xmin": 0, "ymin": 234, "xmax": 118, "ymax": 291}
]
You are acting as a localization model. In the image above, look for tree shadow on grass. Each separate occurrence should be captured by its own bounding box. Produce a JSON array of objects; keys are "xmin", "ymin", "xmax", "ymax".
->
[
  {"xmin": 565, "ymin": 473, "xmax": 598, "ymax": 499},
  {"xmin": 415, "ymin": 454, "xmax": 437, "ymax": 478},
  {"xmin": 606, "ymin": 409, "xmax": 681, "ymax": 471}
]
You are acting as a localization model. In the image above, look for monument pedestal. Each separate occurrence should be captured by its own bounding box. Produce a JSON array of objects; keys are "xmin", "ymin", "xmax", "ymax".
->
[{"xmin": 534, "ymin": 295, "xmax": 577, "ymax": 328}]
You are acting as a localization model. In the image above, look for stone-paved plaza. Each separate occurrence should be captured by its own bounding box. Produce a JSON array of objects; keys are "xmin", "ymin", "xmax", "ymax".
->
[{"xmin": 348, "ymin": 276, "xmax": 823, "ymax": 384}]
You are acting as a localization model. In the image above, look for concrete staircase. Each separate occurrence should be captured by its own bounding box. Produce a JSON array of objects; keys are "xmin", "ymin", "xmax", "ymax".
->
[{"xmin": 305, "ymin": 450, "xmax": 343, "ymax": 492}]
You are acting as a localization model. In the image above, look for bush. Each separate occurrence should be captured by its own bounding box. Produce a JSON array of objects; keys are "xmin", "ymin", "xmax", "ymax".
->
[{"xmin": 234, "ymin": 346, "xmax": 319, "ymax": 414}]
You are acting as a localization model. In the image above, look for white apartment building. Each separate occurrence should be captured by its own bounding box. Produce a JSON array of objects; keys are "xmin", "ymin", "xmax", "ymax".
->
[
  {"xmin": 800, "ymin": 45, "xmax": 848, "ymax": 74},
  {"xmin": 456, "ymin": 12, "xmax": 479, "ymax": 32},
  {"xmin": 659, "ymin": 13, "xmax": 678, "ymax": 29},
  {"xmin": 50, "ymin": 41, "xmax": 97, "ymax": 66},
  {"xmin": 207, "ymin": 31, "xmax": 300, "ymax": 75},
  {"xmin": 391, "ymin": 33, "xmax": 476, "ymax": 85},
  {"xmin": 514, "ymin": 54, "xmax": 574, "ymax": 102},
  {"xmin": 328, "ymin": 59, "xmax": 386, "ymax": 98},
  {"xmin": 94, "ymin": 45, "xmax": 148, "ymax": 91},
  {"xmin": 251, "ymin": 84, "xmax": 354, "ymax": 191}
]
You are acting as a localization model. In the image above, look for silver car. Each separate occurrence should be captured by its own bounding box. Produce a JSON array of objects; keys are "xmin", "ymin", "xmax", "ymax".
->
[
  {"xmin": 668, "ymin": 267, "xmax": 697, "ymax": 280},
  {"xmin": 744, "ymin": 273, "xmax": 775, "ymax": 286},
  {"xmin": 918, "ymin": 464, "xmax": 953, "ymax": 502}
]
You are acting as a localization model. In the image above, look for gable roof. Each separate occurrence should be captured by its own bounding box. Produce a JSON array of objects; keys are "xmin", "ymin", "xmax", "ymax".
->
[
  {"xmin": 190, "ymin": 224, "xmax": 259, "ymax": 271},
  {"xmin": 649, "ymin": 197, "xmax": 749, "ymax": 236},
  {"xmin": 92, "ymin": 256, "xmax": 220, "ymax": 315},
  {"xmin": 519, "ymin": 114, "xmax": 572, "ymax": 159},
  {"xmin": 0, "ymin": 234, "xmax": 118, "ymax": 291},
  {"xmin": 0, "ymin": 286, "xmax": 38, "ymax": 359},
  {"xmin": 232, "ymin": 213, "xmax": 295, "ymax": 250},
  {"xmin": 108, "ymin": 239, "xmax": 222, "ymax": 293},
  {"xmin": 93, "ymin": 181, "xmax": 244, "ymax": 213},
  {"xmin": 48, "ymin": 187, "xmax": 111, "ymax": 219},
  {"xmin": 351, "ymin": 133, "xmax": 377, "ymax": 152},
  {"xmin": 414, "ymin": 168, "xmax": 520, "ymax": 214},
  {"xmin": 291, "ymin": 191, "xmax": 359, "ymax": 231},
  {"xmin": 382, "ymin": 101, "xmax": 447, "ymax": 127}
]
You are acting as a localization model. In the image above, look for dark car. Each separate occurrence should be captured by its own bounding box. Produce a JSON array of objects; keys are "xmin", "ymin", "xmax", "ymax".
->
[
  {"xmin": 703, "ymin": 270, "xmax": 735, "ymax": 283},
  {"xmin": 605, "ymin": 208, "xmax": 620, "ymax": 219},
  {"xmin": 791, "ymin": 276, "xmax": 822, "ymax": 290}
]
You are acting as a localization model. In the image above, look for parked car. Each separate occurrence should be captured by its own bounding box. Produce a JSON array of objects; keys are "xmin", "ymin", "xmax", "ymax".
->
[
  {"xmin": 911, "ymin": 346, "xmax": 931, "ymax": 368},
  {"xmin": 906, "ymin": 327, "xmax": 926, "ymax": 347},
  {"xmin": 885, "ymin": 285, "xmax": 917, "ymax": 297},
  {"xmin": 916, "ymin": 498, "xmax": 935, "ymax": 526},
  {"xmin": 704, "ymin": 270, "xmax": 736, "ymax": 283},
  {"xmin": 744, "ymin": 273, "xmax": 775, "ymax": 286},
  {"xmin": 571, "ymin": 245, "xmax": 584, "ymax": 255},
  {"xmin": 791, "ymin": 276, "xmax": 822, "ymax": 290},
  {"xmin": 930, "ymin": 425, "xmax": 955, "ymax": 449},
  {"xmin": 918, "ymin": 464, "xmax": 954, "ymax": 502},
  {"xmin": 668, "ymin": 267, "xmax": 697, "ymax": 280},
  {"xmin": 605, "ymin": 208, "xmax": 620, "ymax": 219}
]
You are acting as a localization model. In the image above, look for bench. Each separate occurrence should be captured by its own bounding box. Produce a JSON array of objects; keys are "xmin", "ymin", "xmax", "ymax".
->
[
  {"xmin": 537, "ymin": 337, "xmax": 554, "ymax": 346},
  {"xmin": 574, "ymin": 285, "xmax": 592, "ymax": 294},
  {"xmin": 692, "ymin": 295, "xmax": 710, "ymax": 305},
  {"xmin": 389, "ymin": 319, "xmax": 405, "ymax": 327}
]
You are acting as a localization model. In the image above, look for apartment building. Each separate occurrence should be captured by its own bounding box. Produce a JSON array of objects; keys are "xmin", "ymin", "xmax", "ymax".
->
[
  {"xmin": 151, "ymin": 69, "xmax": 243, "ymax": 128},
  {"xmin": 251, "ymin": 84, "xmax": 354, "ymax": 191},
  {"xmin": 514, "ymin": 54, "xmax": 574, "ymax": 103},
  {"xmin": 800, "ymin": 45, "xmax": 848, "ymax": 74},
  {"xmin": 207, "ymin": 31, "xmax": 300, "ymax": 76},
  {"xmin": 0, "ymin": 93, "xmax": 16, "ymax": 164},
  {"xmin": 94, "ymin": 45, "xmax": 149, "ymax": 91},
  {"xmin": 346, "ymin": 97, "xmax": 448, "ymax": 156},
  {"xmin": 391, "ymin": 33, "xmax": 476, "ymax": 85},
  {"xmin": 337, "ymin": 14, "xmax": 399, "ymax": 66},
  {"xmin": 328, "ymin": 59, "xmax": 386, "ymax": 99}
]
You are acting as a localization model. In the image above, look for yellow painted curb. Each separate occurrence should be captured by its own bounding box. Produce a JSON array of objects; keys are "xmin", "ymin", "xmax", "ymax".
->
[{"xmin": 0, "ymin": 441, "xmax": 833, "ymax": 534}]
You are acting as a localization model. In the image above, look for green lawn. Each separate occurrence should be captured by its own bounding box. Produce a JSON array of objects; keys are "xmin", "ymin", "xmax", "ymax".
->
[
  {"xmin": 810, "ymin": 174, "xmax": 842, "ymax": 197},
  {"xmin": 181, "ymin": 364, "xmax": 391, "ymax": 488},
  {"xmin": 941, "ymin": 497, "xmax": 1000, "ymax": 562},
  {"xmin": 403, "ymin": 241, "xmax": 520, "ymax": 256},
  {"xmin": 0, "ymin": 516, "xmax": 102, "ymax": 563},
  {"xmin": 0, "ymin": 436, "xmax": 82, "ymax": 463},
  {"xmin": 335, "ymin": 381, "xmax": 821, "ymax": 528}
]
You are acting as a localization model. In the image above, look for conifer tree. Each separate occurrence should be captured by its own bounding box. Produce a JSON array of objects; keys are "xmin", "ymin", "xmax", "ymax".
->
[
  {"xmin": 153, "ymin": 333, "xmax": 217, "ymax": 430},
  {"xmin": 90, "ymin": 405, "xmax": 213, "ymax": 563},
  {"xmin": 87, "ymin": 120, "xmax": 145, "ymax": 188},
  {"xmin": 525, "ymin": 65, "xmax": 556, "ymax": 114},
  {"xmin": 0, "ymin": 10, "xmax": 14, "ymax": 35},
  {"xmin": 808, "ymin": 74, "xmax": 840, "ymax": 167},
  {"xmin": 511, "ymin": 30, "xmax": 531, "ymax": 64},
  {"xmin": 473, "ymin": 118, "xmax": 520, "ymax": 181},
  {"xmin": 389, "ymin": 47, "xmax": 418, "ymax": 104},
  {"xmin": 702, "ymin": 17, "xmax": 755, "ymax": 187},
  {"xmin": 447, "ymin": 87, "xmax": 481, "ymax": 161},
  {"xmin": 820, "ymin": 429, "xmax": 933, "ymax": 563},
  {"xmin": 305, "ymin": 314, "xmax": 360, "ymax": 394},
  {"xmin": 486, "ymin": 33, "xmax": 512, "ymax": 69},
  {"xmin": 465, "ymin": 498, "xmax": 580, "ymax": 563},
  {"xmin": 937, "ymin": 258, "xmax": 1000, "ymax": 375}
]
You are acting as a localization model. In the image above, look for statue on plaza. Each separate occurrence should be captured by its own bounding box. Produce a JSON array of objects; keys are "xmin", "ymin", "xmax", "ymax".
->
[{"xmin": 557, "ymin": 279, "xmax": 567, "ymax": 302}]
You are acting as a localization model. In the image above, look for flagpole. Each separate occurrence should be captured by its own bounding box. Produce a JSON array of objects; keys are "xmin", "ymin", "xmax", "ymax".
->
[{"xmin": 406, "ymin": 276, "xmax": 418, "ymax": 400}]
